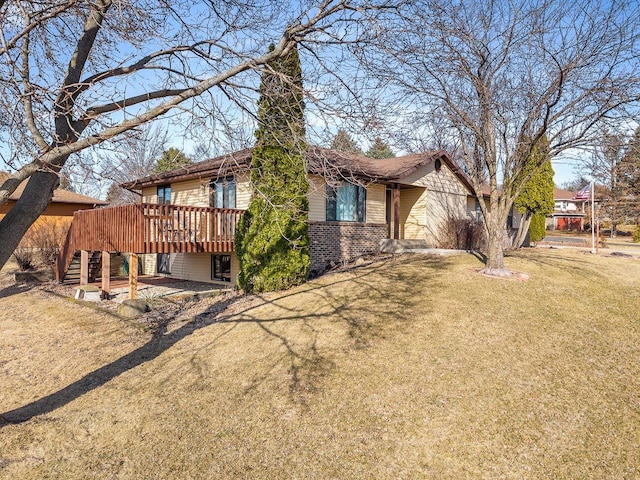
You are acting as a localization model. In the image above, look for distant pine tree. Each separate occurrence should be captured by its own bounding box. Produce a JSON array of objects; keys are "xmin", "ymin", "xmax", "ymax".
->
[
  {"xmin": 152, "ymin": 148, "xmax": 192, "ymax": 174},
  {"xmin": 366, "ymin": 137, "xmax": 395, "ymax": 159},
  {"xmin": 235, "ymin": 43, "xmax": 310, "ymax": 292},
  {"xmin": 331, "ymin": 129, "xmax": 362, "ymax": 154}
]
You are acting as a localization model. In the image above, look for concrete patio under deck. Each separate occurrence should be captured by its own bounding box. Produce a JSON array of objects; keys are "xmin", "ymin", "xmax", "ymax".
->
[{"xmin": 87, "ymin": 276, "xmax": 232, "ymax": 303}]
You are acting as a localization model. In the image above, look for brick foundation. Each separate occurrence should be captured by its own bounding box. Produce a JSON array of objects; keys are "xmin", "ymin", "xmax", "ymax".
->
[{"xmin": 308, "ymin": 221, "xmax": 387, "ymax": 273}]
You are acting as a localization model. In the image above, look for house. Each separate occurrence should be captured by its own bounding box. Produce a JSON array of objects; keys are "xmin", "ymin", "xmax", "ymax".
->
[
  {"xmin": 55, "ymin": 147, "xmax": 478, "ymax": 292},
  {"xmin": 0, "ymin": 171, "xmax": 108, "ymax": 246},
  {"xmin": 547, "ymin": 188, "xmax": 585, "ymax": 231}
]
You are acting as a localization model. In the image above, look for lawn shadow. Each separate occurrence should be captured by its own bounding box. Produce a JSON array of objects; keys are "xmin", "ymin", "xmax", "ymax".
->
[
  {"xmin": 0, "ymin": 282, "xmax": 34, "ymax": 300},
  {"xmin": 0, "ymin": 293, "xmax": 243, "ymax": 425},
  {"xmin": 1, "ymin": 254, "xmax": 453, "ymax": 424},
  {"xmin": 469, "ymin": 250, "xmax": 487, "ymax": 265},
  {"xmin": 513, "ymin": 249, "xmax": 609, "ymax": 280},
  {"xmin": 205, "ymin": 254, "xmax": 452, "ymax": 402}
]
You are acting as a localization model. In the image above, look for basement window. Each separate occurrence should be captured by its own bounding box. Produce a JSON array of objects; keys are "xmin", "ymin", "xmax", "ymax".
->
[
  {"xmin": 157, "ymin": 253, "xmax": 171, "ymax": 274},
  {"xmin": 211, "ymin": 254, "xmax": 232, "ymax": 282}
]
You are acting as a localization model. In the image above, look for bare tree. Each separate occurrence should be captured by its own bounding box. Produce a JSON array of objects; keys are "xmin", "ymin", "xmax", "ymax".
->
[
  {"xmin": 582, "ymin": 130, "xmax": 629, "ymax": 235},
  {"xmin": 100, "ymin": 125, "xmax": 168, "ymax": 204},
  {"xmin": 361, "ymin": 0, "xmax": 640, "ymax": 275},
  {"xmin": 0, "ymin": 0, "xmax": 389, "ymax": 270}
]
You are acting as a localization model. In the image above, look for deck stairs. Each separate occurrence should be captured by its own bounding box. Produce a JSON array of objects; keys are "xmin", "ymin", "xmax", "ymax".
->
[{"xmin": 60, "ymin": 251, "xmax": 102, "ymax": 285}]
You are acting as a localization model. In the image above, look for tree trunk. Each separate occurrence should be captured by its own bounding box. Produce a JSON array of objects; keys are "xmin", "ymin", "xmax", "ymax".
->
[
  {"xmin": 482, "ymin": 217, "xmax": 511, "ymax": 276},
  {"xmin": 511, "ymin": 211, "xmax": 532, "ymax": 249},
  {"xmin": 0, "ymin": 171, "xmax": 60, "ymax": 270}
]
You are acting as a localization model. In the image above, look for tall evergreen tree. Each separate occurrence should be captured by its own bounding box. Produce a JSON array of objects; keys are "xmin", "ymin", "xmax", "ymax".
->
[
  {"xmin": 529, "ymin": 212, "xmax": 547, "ymax": 243},
  {"xmin": 366, "ymin": 137, "xmax": 395, "ymax": 159},
  {"xmin": 235, "ymin": 43, "xmax": 309, "ymax": 292},
  {"xmin": 331, "ymin": 129, "xmax": 362, "ymax": 154},
  {"xmin": 512, "ymin": 136, "xmax": 555, "ymax": 247}
]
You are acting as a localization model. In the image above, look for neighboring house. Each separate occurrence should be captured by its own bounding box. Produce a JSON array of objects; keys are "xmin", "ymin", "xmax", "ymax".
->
[
  {"xmin": 0, "ymin": 171, "xmax": 108, "ymax": 246},
  {"xmin": 57, "ymin": 147, "xmax": 477, "ymax": 288},
  {"xmin": 547, "ymin": 188, "xmax": 585, "ymax": 231}
]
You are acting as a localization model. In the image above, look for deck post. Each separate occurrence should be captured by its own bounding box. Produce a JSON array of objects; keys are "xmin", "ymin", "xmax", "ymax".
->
[
  {"xmin": 80, "ymin": 250, "xmax": 89, "ymax": 285},
  {"xmin": 393, "ymin": 184, "xmax": 401, "ymax": 240},
  {"xmin": 101, "ymin": 251, "xmax": 111, "ymax": 297},
  {"xmin": 128, "ymin": 253, "xmax": 138, "ymax": 300}
]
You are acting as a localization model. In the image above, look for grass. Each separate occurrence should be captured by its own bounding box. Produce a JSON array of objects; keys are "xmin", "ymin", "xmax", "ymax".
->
[{"xmin": 1, "ymin": 249, "xmax": 639, "ymax": 479}]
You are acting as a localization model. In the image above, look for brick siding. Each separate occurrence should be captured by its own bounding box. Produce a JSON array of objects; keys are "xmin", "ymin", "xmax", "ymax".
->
[{"xmin": 308, "ymin": 221, "xmax": 387, "ymax": 273}]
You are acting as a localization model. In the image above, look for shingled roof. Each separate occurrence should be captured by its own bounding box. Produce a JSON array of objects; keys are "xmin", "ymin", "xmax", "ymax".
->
[
  {"xmin": 0, "ymin": 171, "xmax": 107, "ymax": 205},
  {"xmin": 121, "ymin": 146, "xmax": 472, "ymax": 192},
  {"xmin": 554, "ymin": 188, "xmax": 578, "ymax": 200}
]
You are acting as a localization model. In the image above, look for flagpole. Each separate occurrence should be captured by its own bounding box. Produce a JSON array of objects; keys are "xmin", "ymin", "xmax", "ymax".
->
[{"xmin": 590, "ymin": 180, "xmax": 595, "ymax": 254}]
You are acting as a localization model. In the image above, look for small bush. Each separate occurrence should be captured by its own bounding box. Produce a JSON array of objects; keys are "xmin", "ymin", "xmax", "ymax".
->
[
  {"xmin": 633, "ymin": 225, "xmax": 640, "ymax": 243},
  {"xmin": 13, "ymin": 248, "xmax": 35, "ymax": 271},
  {"xmin": 439, "ymin": 217, "xmax": 487, "ymax": 250},
  {"xmin": 529, "ymin": 213, "xmax": 547, "ymax": 242}
]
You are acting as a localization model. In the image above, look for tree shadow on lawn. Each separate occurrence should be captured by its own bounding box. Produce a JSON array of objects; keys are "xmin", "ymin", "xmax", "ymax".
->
[
  {"xmin": 510, "ymin": 249, "xmax": 610, "ymax": 280},
  {"xmin": 1, "ymin": 255, "xmax": 452, "ymax": 425},
  {"xmin": 0, "ymin": 282, "xmax": 34, "ymax": 300}
]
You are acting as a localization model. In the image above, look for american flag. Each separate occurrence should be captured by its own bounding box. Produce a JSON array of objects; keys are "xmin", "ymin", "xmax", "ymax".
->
[{"xmin": 573, "ymin": 183, "xmax": 591, "ymax": 201}]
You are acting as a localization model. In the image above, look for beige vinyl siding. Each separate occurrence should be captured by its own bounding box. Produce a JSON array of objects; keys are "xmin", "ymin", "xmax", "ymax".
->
[
  {"xmin": 308, "ymin": 175, "xmax": 326, "ymax": 221},
  {"xmin": 142, "ymin": 187, "xmax": 157, "ymax": 204},
  {"xmin": 400, "ymin": 187, "xmax": 427, "ymax": 240},
  {"xmin": 140, "ymin": 253, "xmax": 159, "ymax": 276},
  {"xmin": 308, "ymin": 176, "xmax": 386, "ymax": 224},
  {"xmin": 172, "ymin": 179, "xmax": 208, "ymax": 207},
  {"xmin": 400, "ymin": 161, "xmax": 470, "ymax": 196},
  {"xmin": 395, "ymin": 161, "xmax": 472, "ymax": 246},
  {"xmin": 467, "ymin": 196, "xmax": 478, "ymax": 218},
  {"xmin": 366, "ymin": 183, "xmax": 386, "ymax": 224},
  {"xmin": 167, "ymin": 252, "xmax": 238, "ymax": 285},
  {"xmin": 423, "ymin": 190, "xmax": 467, "ymax": 246},
  {"xmin": 235, "ymin": 173, "xmax": 251, "ymax": 210}
]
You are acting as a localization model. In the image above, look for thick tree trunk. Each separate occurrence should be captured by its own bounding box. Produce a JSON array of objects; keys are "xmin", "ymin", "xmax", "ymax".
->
[
  {"xmin": 0, "ymin": 171, "xmax": 60, "ymax": 270},
  {"xmin": 512, "ymin": 211, "xmax": 532, "ymax": 249},
  {"xmin": 482, "ymin": 216, "xmax": 511, "ymax": 277}
]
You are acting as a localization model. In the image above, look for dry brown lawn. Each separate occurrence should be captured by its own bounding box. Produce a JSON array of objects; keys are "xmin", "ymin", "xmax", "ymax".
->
[{"xmin": 1, "ymin": 250, "xmax": 639, "ymax": 479}]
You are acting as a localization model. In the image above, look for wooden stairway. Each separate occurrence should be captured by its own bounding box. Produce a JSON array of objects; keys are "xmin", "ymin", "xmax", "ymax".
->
[{"xmin": 60, "ymin": 250, "xmax": 102, "ymax": 285}]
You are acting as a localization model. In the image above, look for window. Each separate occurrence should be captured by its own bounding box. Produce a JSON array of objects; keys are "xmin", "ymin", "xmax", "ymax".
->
[
  {"xmin": 157, "ymin": 185, "xmax": 171, "ymax": 205},
  {"xmin": 326, "ymin": 183, "xmax": 366, "ymax": 222},
  {"xmin": 211, "ymin": 254, "xmax": 232, "ymax": 282},
  {"xmin": 473, "ymin": 198, "xmax": 483, "ymax": 222},
  {"xmin": 210, "ymin": 178, "xmax": 236, "ymax": 208},
  {"xmin": 157, "ymin": 253, "xmax": 171, "ymax": 274}
]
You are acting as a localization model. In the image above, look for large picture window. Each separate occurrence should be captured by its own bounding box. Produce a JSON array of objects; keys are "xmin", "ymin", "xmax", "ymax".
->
[
  {"xmin": 157, "ymin": 185, "xmax": 171, "ymax": 205},
  {"xmin": 211, "ymin": 254, "xmax": 232, "ymax": 282},
  {"xmin": 326, "ymin": 183, "xmax": 366, "ymax": 222},
  {"xmin": 210, "ymin": 178, "xmax": 236, "ymax": 208}
]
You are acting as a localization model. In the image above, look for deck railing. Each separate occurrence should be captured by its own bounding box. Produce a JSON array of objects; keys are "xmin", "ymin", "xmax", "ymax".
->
[{"xmin": 56, "ymin": 203, "xmax": 244, "ymax": 281}]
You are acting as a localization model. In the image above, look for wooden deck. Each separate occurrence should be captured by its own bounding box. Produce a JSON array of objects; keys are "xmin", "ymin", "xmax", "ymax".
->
[{"xmin": 56, "ymin": 203, "xmax": 244, "ymax": 282}]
